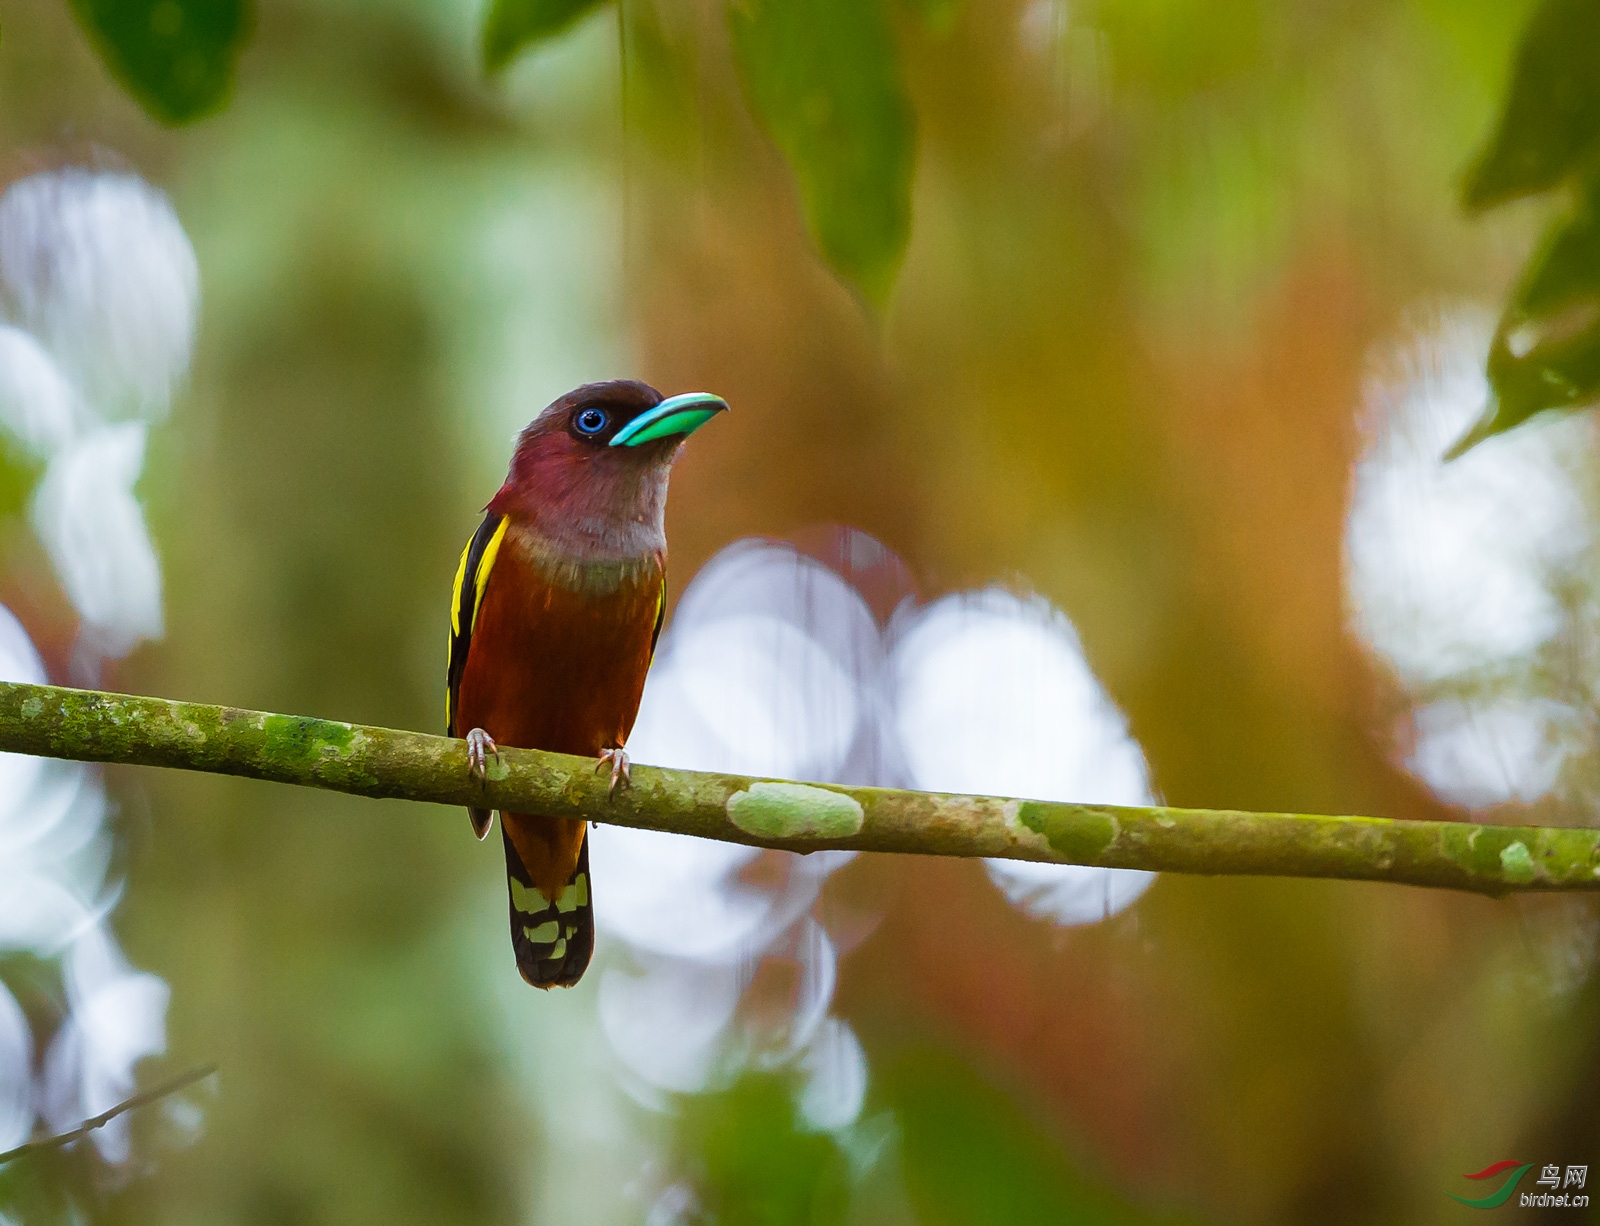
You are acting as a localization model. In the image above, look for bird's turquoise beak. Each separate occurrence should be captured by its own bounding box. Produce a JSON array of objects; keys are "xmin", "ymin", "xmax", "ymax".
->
[{"xmin": 610, "ymin": 392, "xmax": 729, "ymax": 447}]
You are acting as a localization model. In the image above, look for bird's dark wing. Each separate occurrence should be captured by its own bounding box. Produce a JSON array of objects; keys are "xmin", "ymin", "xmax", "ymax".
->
[{"xmin": 447, "ymin": 510, "xmax": 509, "ymax": 838}]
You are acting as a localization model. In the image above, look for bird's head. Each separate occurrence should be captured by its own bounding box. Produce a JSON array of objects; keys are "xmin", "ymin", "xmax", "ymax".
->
[{"xmin": 490, "ymin": 380, "xmax": 728, "ymax": 559}]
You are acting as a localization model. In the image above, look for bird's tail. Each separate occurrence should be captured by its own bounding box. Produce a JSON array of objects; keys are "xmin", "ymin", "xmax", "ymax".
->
[{"xmin": 501, "ymin": 822, "xmax": 594, "ymax": 988}]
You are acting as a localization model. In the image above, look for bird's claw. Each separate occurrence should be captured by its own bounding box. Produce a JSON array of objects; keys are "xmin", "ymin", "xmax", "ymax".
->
[
  {"xmin": 597, "ymin": 747, "xmax": 631, "ymax": 798},
  {"xmin": 466, "ymin": 728, "xmax": 499, "ymax": 781}
]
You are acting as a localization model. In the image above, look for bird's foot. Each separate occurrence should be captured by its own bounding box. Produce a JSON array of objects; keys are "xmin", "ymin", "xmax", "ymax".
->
[
  {"xmin": 466, "ymin": 727, "xmax": 500, "ymax": 780},
  {"xmin": 597, "ymin": 747, "xmax": 631, "ymax": 799}
]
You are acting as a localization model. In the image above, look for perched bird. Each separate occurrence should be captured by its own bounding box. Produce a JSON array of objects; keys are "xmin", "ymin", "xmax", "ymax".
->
[{"xmin": 447, "ymin": 381, "xmax": 728, "ymax": 988}]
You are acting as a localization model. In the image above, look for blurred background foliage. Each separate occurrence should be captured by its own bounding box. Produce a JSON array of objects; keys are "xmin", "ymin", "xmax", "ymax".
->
[
  {"xmin": 0, "ymin": 0, "xmax": 1598, "ymax": 1222},
  {"xmin": 1453, "ymin": 0, "xmax": 1600, "ymax": 452}
]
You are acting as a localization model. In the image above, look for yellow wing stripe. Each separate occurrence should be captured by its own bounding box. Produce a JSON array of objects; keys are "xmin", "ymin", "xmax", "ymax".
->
[
  {"xmin": 450, "ymin": 516, "xmax": 509, "ymax": 638},
  {"xmin": 447, "ymin": 513, "xmax": 510, "ymax": 731},
  {"xmin": 449, "ymin": 542, "xmax": 471, "ymax": 639},
  {"xmin": 472, "ymin": 516, "xmax": 509, "ymax": 632},
  {"xmin": 649, "ymin": 578, "xmax": 666, "ymax": 661}
]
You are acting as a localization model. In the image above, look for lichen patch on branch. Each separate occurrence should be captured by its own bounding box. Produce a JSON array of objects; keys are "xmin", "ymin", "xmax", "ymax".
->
[{"xmin": 727, "ymin": 782, "xmax": 865, "ymax": 840}]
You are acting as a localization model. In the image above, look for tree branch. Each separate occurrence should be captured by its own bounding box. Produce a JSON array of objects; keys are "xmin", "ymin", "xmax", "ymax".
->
[{"xmin": 0, "ymin": 681, "xmax": 1595, "ymax": 897}]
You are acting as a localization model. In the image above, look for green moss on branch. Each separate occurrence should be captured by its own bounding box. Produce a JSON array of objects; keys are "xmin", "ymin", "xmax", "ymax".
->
[{"xmin": 1, "ymin": 681, "xmax": 1596, "ymax": 896}]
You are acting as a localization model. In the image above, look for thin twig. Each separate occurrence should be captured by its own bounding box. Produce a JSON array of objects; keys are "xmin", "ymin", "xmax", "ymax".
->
[{"xmin": 0, "ymin": 1063, "xmax": 217, "ymax": 1167}]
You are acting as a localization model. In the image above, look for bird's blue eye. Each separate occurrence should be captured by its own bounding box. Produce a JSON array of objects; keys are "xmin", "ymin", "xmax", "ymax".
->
[{"xmin": 575, "ymin": 408, "xmax": 608, "ymax": 435}]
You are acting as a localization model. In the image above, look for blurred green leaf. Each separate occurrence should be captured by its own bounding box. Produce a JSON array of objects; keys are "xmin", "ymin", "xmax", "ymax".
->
[
  {"xmin": 1455, "ymin": 0, "xmax": 1600, "ymax": 454},
  {"xmin": 67, "ymin": 0, "xmax": 251, "ymax": 125},
  {"xmin": 624, "ymin": 0, "xmax": 697, "ymax": 148},
  {"xmin": 882, "ymin": 1047, "xmax": 1197, "ymax": 1226},
  {"xmin": 677, "ymin": 1072, "xmax": 853, "ymax": 1226},
  {"xmin": 481, "ymin": 0, "xmax": 608, "ymax": 72},
  {"xmin": 1451, "ymin": 182, "xmax": 1600, "ymax": 456},
  {"xmin": 729, "ymin": 0, "xmax": 916, "ymax": 305},
  {"xmin": 1461, "ymin": 0, "xmax": 1600, "ymax": 211}
]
